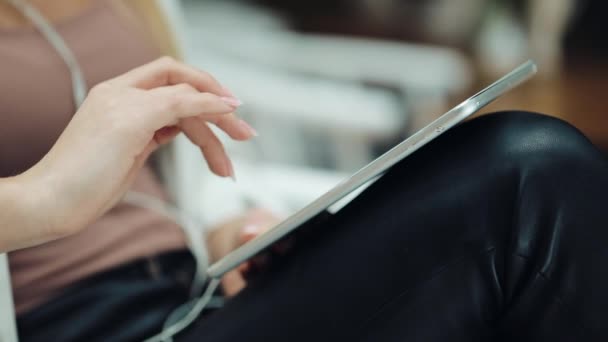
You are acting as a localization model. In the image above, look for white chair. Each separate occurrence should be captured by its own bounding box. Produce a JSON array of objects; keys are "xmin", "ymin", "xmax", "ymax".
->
[
  {"xmin": 159, "ymin": 0, "xmax": 356, "ymax": 226},
  {"xmin": 0, "ymin": 254, "xmax": 18, "ymax": 342},
  {"xmin": 179, "ymin": 0, "xmax": 471, "ymax": 173}
]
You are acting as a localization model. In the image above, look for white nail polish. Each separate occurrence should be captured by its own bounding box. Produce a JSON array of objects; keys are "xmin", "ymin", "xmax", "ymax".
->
[
  {"xmin": 242, "ymin": 224, "xmax": 260, "ymax": 235},
  {"xmin": 220, "ymin": 96, "xmax": 243, "ymax": 108}
]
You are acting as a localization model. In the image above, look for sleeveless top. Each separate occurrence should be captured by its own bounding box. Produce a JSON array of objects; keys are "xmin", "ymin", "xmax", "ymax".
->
[{"xmin": 0, "ymin": 1, "xmax": 187, "ymax": 314}]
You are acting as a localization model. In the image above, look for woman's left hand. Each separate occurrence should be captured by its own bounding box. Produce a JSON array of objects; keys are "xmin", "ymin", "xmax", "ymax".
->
[{"xmin": 206, "ymin": 209, "xmax": 282, "ymax": 296}]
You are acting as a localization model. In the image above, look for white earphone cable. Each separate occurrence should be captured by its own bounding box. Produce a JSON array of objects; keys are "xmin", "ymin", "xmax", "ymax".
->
[{"xmin": 7, "ymin": 0, "xmax": 87, "ymax": 107}]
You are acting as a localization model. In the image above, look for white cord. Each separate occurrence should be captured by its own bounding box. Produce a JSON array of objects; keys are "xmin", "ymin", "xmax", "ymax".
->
[
  {"xmin": 122, "ymin": 191, "xmax": 208, "ymax": 295},
  {"xmin": 8, "ymin": 1, "xmax": 220, "ymax": 339},
  {"xmin": 7, "ymin": 0, "xmax": 88, "ymax": 107},
  {"xmin": 123, "ymin": 192, "xmax": 218, "ymax": 340},
  {"xmin": 143, "ymin": 278, "xmax": 221, "ymax": 342}
]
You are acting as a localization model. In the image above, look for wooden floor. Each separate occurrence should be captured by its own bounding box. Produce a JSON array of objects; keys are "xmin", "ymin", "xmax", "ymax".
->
[{"xmin": 476, "ymin": 61, "xmax": 608, "ymax": 152}]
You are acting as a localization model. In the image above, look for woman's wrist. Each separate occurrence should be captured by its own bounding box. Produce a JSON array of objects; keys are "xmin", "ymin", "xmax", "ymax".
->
[
  {"xmin": 0, "ymin": 164, "xmax": 71, "ymax": 253},
  {"xmin": 0, "ymin": 174, "xmax": 52, "ymax": 252},
  {"xmin": 22, "ymin": 159, "xmax": 83, "ymax": 240}
]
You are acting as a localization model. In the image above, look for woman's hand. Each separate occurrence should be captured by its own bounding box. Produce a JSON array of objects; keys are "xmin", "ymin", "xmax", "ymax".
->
[
  {"xmin": 19, "ymin": 57, "xmax": 257, "ymax": 246},
  {"xmin": 206, "ymin": 209, "xmax": 283, "ymax": 296}
]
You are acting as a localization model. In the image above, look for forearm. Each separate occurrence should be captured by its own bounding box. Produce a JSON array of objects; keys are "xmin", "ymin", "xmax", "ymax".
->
[{"xmin": 0, "ymin": 173, "xmax": 57, "ymax": 253}]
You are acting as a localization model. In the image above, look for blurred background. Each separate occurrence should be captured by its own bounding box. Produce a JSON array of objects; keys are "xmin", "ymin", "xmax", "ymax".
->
[
  {"xmin": 162, "ymin": 0, "xmax": 608, "ymax": 225},
  {"xmin": 2, "ymin": 2, "xmax": 607, "ymax": 338}
]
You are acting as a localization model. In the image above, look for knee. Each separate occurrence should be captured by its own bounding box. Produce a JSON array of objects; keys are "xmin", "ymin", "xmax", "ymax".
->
[
  {"xmin": 460, "ymin": 111, "xmax": 602, "ymax": 170},
  {"xmin": 384, "ymin": 111, "xmax": 603, "ymax": 189}
]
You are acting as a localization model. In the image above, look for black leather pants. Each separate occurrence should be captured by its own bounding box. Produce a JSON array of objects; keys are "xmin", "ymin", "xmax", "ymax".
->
[
  {"xmin": 19, "ymin": 112, "xmax": 608, "ymax": 341},
  {"xmin": 185, "ymin": 112, "xmax": 608, "ymax": 341}
]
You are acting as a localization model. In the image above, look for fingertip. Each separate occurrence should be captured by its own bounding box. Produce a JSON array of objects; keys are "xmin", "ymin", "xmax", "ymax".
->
[
  {"xmin": 202, "ymin": 149, "xmax": 229, "ymax": 178},
  {"xmin": 221, "ymin": 86, "xmax": 235, "ymax": 97},
  {"xmin": 223, "ymin": 119, "xmax": 258, "ymax": 142},
  {"xmin": 220, "ymin": 96, "xmax": 243, "ymax": 108},
  {"xmin": 240, "ymin": 226, "xmax": 259, "ymax": 244},
  {"xmin": 242, "ymin": 224, "xmax": 261, "ymax": 235},
  {"xmin": 238, "ymin": 120, "xmax": 258, "ymax": 137}
]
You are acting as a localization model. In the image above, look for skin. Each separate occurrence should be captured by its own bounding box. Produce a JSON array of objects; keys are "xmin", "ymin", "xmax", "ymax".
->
[
  {"xmin": 0, "ymin": 0, "xmax": 274, "ymax": 295},
  {"xmin": 207, "ymin": 208, "xmax": 283, "ymax": 296}
]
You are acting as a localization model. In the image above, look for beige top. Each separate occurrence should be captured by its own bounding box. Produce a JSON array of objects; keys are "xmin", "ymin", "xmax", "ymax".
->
[{"xmin": 1, "ymin": 1, "xmax": 187, "ymax": 314}]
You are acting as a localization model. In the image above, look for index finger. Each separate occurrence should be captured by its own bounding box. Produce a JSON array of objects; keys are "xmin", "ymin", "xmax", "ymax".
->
[{"xmin": 109, "ymin": 56, "xmax": 230, "ymax": 96}]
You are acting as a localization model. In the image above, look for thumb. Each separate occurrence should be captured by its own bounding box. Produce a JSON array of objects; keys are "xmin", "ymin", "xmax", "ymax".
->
[{"xmin": 240, "ymin": 224, "xmax": 261, "ymax": 245}]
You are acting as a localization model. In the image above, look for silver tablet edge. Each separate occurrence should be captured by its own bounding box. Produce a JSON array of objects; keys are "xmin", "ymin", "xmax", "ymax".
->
[{"xmin": 208, "ymin": 60, "xmax": 538, "ymax": 278}]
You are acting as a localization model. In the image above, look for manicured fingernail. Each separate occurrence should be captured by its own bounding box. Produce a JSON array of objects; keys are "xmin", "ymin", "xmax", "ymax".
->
[
  {"xmin": 226, "ymin": 159, "xmax": 236, "ymax": 182},
  {"xmin": 243, "ymin": 224, "xmax": 260, "ymax": 235},
  {"xmin": 239, "ymin": 120, "xmax": 258, "ymax": 137},
  {"xmin": 220, "ymin": 96, "xmax": 243, "ymax": 108}
]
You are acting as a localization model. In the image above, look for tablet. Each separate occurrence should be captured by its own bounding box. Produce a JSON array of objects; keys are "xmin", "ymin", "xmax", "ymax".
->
[{"xmin": 207, "ymin": 60, "xmax": 538, "ymax": 279}]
